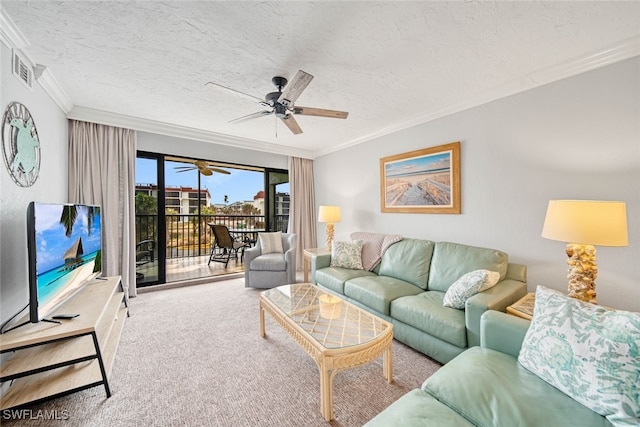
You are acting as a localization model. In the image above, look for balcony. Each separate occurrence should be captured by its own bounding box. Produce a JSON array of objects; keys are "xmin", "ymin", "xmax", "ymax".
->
[{"xmin": 135, "ymin": 213, "xmax": 288, "ymax": 286}]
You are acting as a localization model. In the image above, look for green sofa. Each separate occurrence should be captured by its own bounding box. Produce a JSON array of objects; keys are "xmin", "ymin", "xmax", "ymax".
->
[
  {"xmin": 310, "ymin": 238, "xmax": 527, "ymax": 364},
  {"xmin": 364, "ymin": 311, "xmax": 615, "ymax": 426}
]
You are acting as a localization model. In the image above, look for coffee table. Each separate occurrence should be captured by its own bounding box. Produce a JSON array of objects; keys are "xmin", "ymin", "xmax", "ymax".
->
[{"xmin": 259, "ymin": 283, "xmax": 393, "ymax": 421}]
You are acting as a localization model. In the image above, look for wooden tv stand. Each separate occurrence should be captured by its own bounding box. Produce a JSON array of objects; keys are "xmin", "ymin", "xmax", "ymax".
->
[{"xmin": 0, "ymin": 276, "xmax": 128, "ymax": 410}]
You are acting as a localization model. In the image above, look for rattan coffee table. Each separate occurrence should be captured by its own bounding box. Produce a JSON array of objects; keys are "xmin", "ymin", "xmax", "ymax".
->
[{"xmin": 259, "ymin": 283, "xmax": 393, "ymax": 421}]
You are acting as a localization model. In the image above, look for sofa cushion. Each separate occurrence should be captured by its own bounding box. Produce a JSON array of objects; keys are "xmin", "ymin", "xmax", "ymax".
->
[
  {"xmin": 423, "ymin": 346, "xmax": 613, "ymax": 427},
  {"xmin": 364, "ymin": 389, "xmax": 475, "ymax": 427},
  {"xmin": 258, "ymin": 232, "xmax": 283, "ymax": 254},
  {"xmin": 442, "ymin": 269, "xmax": 500, "ymax": 309},
  {"xmin": 249, "ymin": 253, "xmax": 286, "ymax": 271},
  {"xmin": 428, "ymin": 242, "xmax": 508, "ymax": 292},
  {"xmin": 315, "ymin": 267, "xmax": 376, "ymax": 294},
  {"xmin": 378, "ymin": 239, "xmax": 434, "ymax": 290},
  {"xmin": 330, "ymin": 240, "xmax": 364, "ymax": 270},
  {"xmin": 391, "ymin": 292, "xmax": 467, "ymax": 348},
  {"xmin": 518, "ymin": 286, "xmax": 640, "ymax": 427},
  {"xmin": 344, "ymin": 276, "xmax": 424, "ymax": 316}
]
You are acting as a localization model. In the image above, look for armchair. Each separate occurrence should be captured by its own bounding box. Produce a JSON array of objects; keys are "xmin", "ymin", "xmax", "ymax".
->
[{"xmin": 244, "ymin": 233, "xmax": 297, "ymax": 289}]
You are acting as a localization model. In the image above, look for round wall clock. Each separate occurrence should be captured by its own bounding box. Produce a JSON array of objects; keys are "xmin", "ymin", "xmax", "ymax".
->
[{"xmin": 2, "ymin": 102, "xmax": 41, "ymax": 187}]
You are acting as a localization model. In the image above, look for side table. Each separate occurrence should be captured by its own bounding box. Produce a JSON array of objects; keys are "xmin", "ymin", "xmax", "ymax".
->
[
  {"xmin": 506, "ymin": 292, "xmax": 535, "ymax": 320},
  {"xmin": 303, "ymin": 248, "xmax": 330, "ymax": 282}
]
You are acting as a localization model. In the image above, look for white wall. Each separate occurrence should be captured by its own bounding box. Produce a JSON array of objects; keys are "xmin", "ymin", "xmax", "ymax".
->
[
  {"xmin": 0, "ymin": 42, "xmax": 68, "ymax": 323},
  {"xmin": 137, "ymin": 132, "xmax": 288, "ymax": 170},
  {"xmin": 314, "ymin": 57, "xmax": 640, "ymax": 312}
]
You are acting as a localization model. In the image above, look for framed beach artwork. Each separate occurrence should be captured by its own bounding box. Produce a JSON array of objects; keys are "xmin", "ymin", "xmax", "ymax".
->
[{"xmin": 380, "ymin": 141, "xmax": 460, "ymax": 214}]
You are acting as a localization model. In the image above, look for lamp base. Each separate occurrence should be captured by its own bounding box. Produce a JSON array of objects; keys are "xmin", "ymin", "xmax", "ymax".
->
[
  {"xmin": 565, "ymin": 243, "xmax": 597, "ymax": 304},
  {"xmin": 325, "ymin": 223, "xmax": 334, "ymax": 251}
]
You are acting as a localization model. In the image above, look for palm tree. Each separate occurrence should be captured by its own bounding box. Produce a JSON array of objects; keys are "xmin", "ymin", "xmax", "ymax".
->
[{"xmin": 60, "ymin": 205, "xmax": 98, "ymax": 237}]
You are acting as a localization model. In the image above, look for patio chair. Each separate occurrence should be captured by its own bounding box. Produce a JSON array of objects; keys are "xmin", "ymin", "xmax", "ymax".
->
[
  {"xmin": 208, "ymin": 224, "xmax": 249, "ymax": 267},
  {"xmin": 136, "ymin": 239, "xmax": 155, "ymax": 266}
]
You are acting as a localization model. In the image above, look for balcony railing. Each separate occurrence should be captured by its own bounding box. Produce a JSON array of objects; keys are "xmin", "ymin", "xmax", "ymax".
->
[{"xmin": 135, "ymin": 214, "xmax": 289, "ymax": 259}]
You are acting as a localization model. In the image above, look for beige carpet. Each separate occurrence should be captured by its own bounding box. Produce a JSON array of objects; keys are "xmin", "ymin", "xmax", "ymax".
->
[{"xmin": 2, "ymin": 278, "xmax": 441, "ymax": 426}]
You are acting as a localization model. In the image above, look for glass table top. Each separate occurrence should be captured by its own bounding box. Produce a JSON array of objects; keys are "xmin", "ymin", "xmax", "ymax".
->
[{"xmin": 260, "ymin": 283, "xmax": 391, "ymax": 349}]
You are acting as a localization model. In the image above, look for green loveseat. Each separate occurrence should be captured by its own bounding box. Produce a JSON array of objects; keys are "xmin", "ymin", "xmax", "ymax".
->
[
  {"xmin": 310, "ymin": 238, "xmax": 527, "ymax": 364},
  {"xmin": 364, "ymin": 311, "xmax": 615, "ymax": 426}
]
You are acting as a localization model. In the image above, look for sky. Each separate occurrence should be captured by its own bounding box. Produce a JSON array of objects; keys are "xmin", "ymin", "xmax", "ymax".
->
[
  {"xmin": 385, "ymin": 152, "xmax": 451, "ymax": 177},
  {"xmin": 136, "ymin": 158, "xmax": 289, "ymax": 205}
]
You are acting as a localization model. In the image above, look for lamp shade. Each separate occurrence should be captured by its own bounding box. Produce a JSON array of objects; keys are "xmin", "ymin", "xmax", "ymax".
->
[
  {"xmin": 318, "ymin": 206, "xmax": 341, "ymax": 223},
  {"xmin": 542, "ymin": 200, "xmax": 628, "ymax": 246}
]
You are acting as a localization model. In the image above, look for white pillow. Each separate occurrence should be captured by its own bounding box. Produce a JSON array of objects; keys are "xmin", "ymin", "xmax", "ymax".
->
[
  {"xmin": 442, "ymin": 269, "xmax": 500, "ymax": 309},
  {"xmin": 258, "ymin": 232, "xmax": 283, "ymax": 254},
  {"xmin": 518, "ymin": 286, "xmax": 640, "ymax": 426},
  {"xmin": 330, "ymin": 240, "xmax": 364, "ymax": 270}
]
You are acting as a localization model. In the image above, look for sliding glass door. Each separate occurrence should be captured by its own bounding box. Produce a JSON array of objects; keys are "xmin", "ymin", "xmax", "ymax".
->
[
  {"xmin": 135, "ymin": 152, "xmax": 288, "ymax": 288},
  {"xmin": 135, "ymin": 152, "xmax": 165, "ymax": 286}
]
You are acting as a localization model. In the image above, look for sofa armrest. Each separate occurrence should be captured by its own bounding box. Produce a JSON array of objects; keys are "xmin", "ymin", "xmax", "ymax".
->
[
  {"xmin": 480, "ymin": 310, "xmax": 530, "ymax": 358},
  {"xmin": 465, "ymin": 278, "xmax": 527, "ymax": 347},
  {"xmin": 310, "ymin": 254, "xmax": 331, "ymax": 284}
]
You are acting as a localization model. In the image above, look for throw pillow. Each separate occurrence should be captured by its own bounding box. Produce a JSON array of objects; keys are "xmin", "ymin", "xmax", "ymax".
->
[
  {"xmin": 442, "ymin": 269, "xmax": 500, "ymax": 309},
  {"xmin": 258, "ymin": 232, "xmax": 283, "ymax": 254},
  {"xmin": 518, "ymin": 286, "xmax": 640, "ymax": 427},
  {"xmin": 330, "ymin": 240, "xmax": 364, "ymax": 270}
]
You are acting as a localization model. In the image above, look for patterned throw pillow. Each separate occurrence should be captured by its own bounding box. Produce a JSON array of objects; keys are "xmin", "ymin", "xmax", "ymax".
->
[
  {"xmin": 518, "ymin": 286, "xmax": 640, "ymax": 427},
  {"xmin": 258, "ymin": 232, "xmax": 283, "ymax": 254},
  {"xmin": 442, "ymin": 269, "xmax": 500, "ymax": 309},
  {"xmin": 330, "ymin": 240, "xmax": 364, "ymax": 270}
]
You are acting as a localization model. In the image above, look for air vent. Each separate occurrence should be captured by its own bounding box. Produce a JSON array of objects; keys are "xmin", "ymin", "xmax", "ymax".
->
[{"xmin": 12, "ymin": 49, "xmax": 33, "ymax": 90}]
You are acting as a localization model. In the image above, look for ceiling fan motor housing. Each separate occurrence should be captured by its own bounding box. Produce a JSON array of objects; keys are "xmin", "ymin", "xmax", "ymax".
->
[{"xmin": 265, "ymin": 91, "xmax": 289, "ymax": 118}]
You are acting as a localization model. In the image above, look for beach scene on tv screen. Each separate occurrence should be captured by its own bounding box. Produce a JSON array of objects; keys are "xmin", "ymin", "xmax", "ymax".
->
[{"xmin": 35, "ymin": 203, "xmax": 102, "ymax": 317}]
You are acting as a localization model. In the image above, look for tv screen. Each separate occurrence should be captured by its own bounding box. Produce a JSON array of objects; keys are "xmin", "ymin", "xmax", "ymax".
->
[{"xmin": 27, "ymin": 202, "xmax": 102, "ymax": 322}]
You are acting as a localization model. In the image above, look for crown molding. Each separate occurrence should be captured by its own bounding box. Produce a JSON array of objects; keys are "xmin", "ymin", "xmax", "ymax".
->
[
  {"xmin": 67, "ymin": 106, "xmax": 315, "ymax": 159},
  {"xmin": 36, "ymin": 68, "xmax": 73, "ymax": 113},
  {"xmin": 1, "ymin": 8, "xmax": 73, "ymax": 113},
  {"xmin": 0, "ymin": 8, "xmax": 28, "ymax": 49},
  {"xmin": 312, "ymin": 37, "xmax": 640, "ymax": 158}
]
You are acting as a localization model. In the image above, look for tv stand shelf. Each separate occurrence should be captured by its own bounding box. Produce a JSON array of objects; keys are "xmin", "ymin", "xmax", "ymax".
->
[{"xmin": 0, "ymin": 276, "xmax": 128, "ymax": 410}]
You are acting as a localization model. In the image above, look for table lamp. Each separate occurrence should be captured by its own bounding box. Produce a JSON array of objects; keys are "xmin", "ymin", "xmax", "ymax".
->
[
  {"xmin": 318, "ymin": 205, "xmax": 341, "ymax": 251},
  {"xmin": 541, "ymin": 200, "xmax": 628, "ymax": 304}
]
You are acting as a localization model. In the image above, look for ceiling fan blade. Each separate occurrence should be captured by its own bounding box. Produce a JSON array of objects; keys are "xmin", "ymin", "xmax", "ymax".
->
[
  {"xmin": 205, "ymin": 81, "xmax": 266, "ymax": 104},
  {"xmin": 280, "ymin": 114, "xmax": 303, "ymax": 135},
  {"xmin": 210, "ymin": 167, "xmax": 231, "ymax": 175},
  {"xmin": 229, "ymin": 110, "xmax": 272, "ymax": 124},
  {"xmin": 175, "ymin": 169, "xmax": 195, "ymax": 173},
  {"xmin": 277, "ymin": 70, "xmax": 314, "ymax": 107},
  {"xmin": 200, "ymin": 168, "xmax": 213, "ymax": 176},
  {"xmin": 292, "ymin": 106, "xmax": 349, "ymax": 119}
]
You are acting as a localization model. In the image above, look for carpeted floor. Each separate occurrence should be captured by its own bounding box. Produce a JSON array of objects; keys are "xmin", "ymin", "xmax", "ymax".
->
[{"xmin": 2, "ymin": 278, "xmax": 441, "ymax": 426}]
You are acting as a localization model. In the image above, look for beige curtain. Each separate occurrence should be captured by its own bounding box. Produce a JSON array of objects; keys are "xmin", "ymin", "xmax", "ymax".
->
[
  {"xmin": 68, "ymin": 120, "xmax": 137, "ymax": 297},
  {"xmin": 287, "ymin": 157, "xmax": 317, "ymax": 271}
]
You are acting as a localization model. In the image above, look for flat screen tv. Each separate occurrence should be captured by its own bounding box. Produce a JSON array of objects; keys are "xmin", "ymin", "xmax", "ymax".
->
[{"xmin": 26, "ymin": 202, "xmax": 102, "ymax": 323}]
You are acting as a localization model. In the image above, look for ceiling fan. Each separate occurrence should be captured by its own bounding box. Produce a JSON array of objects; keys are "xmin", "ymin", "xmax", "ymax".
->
[
  {"xmin": 205, "ymin": 70, "xmax": 349, "ymax": 135},
  {"xmin": 174, "ymin": 160, "xmax": 231, "ymax": 176}
]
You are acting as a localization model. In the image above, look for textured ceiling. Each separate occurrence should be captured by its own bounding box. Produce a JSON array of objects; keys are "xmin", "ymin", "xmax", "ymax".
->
[{"xmin": 2, "ymin": 1, "xmax": 639, "ymax": 158}]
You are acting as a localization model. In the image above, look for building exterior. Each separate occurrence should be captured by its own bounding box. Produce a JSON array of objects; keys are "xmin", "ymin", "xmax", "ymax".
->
[{"xmin": 135, "ymin": 184, "xmax": 211, "ymax": 215}]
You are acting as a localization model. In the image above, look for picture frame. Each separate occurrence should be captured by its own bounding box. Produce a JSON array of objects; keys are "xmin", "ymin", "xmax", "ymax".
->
[{"xmin": 380, "ymin": 141, "xmax": 460, "ymax": 214}]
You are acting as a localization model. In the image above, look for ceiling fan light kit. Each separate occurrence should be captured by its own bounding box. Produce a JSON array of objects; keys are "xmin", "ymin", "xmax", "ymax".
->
[{"xmin": 206, "ymin": 70, "xmax": 348, "ymax": 135}]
